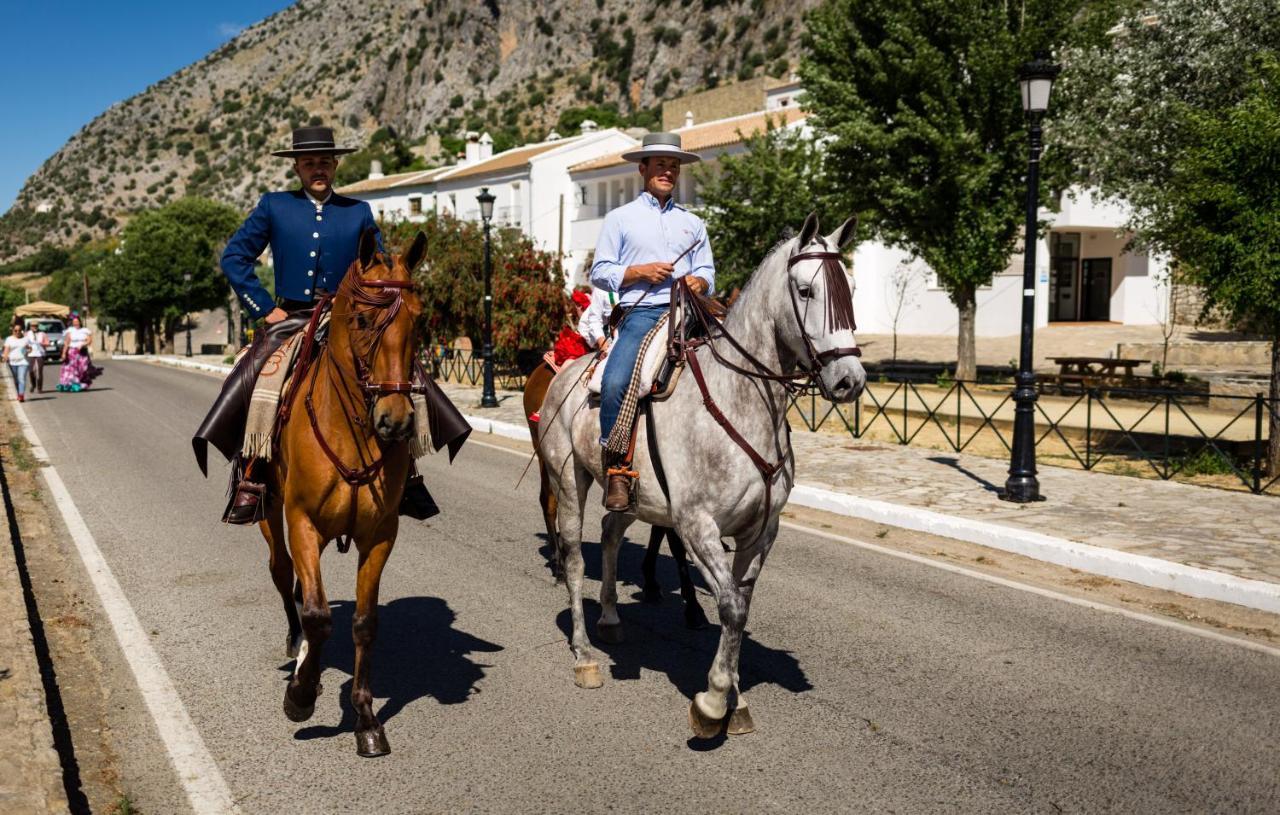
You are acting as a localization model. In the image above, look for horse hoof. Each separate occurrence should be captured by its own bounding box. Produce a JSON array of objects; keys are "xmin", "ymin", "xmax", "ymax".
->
[
  {"xmin": 596, "ymin": 621, "xmax": 625, "ymax": 644},
  {"xmin": 283, "ymin": 692, "xmax": 315, "ymax": 723},
  {"xmin": 355, "ymin": 726, "xmax": 391, "ymax": 758},
  {"xmin": 688, "ymin": 700, "xmax": 725, "ymax": 740},
  {"xmin": 684, "ymin": 604, "xmax": 710, "ymax": 630},
  {"xmin": 727, "ymin": 705, "xmax": 756, "ymax": 736},
  {"xmin": 574, "ymin": 662, "xmax": 603, "ymax": 689}
]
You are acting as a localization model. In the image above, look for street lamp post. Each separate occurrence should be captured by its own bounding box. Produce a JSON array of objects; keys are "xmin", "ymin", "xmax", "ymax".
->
[
  {"xmin": 477, "ymin": 188, "xmax": 499, "ymax": 408},
  {"xmin": 1002, "ymin": 53, "xmax": 1061, "ymax": 504},
  {"xmin": 182, "ymin": 273, "xmax": 193, "ymax": 358}
]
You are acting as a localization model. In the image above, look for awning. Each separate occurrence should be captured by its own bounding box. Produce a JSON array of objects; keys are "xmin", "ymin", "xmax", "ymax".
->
[{"xmin": 14, "ymin": 300, "xmax": 71, "ymax": 318}]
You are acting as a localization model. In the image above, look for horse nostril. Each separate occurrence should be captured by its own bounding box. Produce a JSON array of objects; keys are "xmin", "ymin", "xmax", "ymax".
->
[{"xmin": 834, "ymin": 376, "xmax": 852, "ymax": 394}]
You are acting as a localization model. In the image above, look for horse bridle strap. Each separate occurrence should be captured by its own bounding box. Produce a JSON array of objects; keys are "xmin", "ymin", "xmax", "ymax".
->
[{"xmin": 786, "ymin": 250, "xmax": 861, "ymax": 368}]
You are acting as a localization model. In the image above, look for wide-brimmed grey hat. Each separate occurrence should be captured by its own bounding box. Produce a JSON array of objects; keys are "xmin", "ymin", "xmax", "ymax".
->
[
  {"xmin": 272, "ymin": 126, "xmax": 358, "ymax": 158},
  {"xmin": 621, "ymin": 132, "xmax": 700, "ymax": 164}
]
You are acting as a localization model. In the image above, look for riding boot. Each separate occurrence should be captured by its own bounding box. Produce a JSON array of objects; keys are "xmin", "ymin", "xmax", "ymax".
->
[
  {"xmin": 604, "ymin": 454, "xmax": 637, "ymax": 513},
  {"xmin": 399, "ymin": 468, "xmax": 440, "ymax": 520},
  {"xmin": 222, "ymin": 455, "xmax": 268, "ymax": 525}
]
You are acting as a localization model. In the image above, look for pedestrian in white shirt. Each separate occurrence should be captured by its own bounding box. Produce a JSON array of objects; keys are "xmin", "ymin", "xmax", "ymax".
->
[
  {"xmin": 4, "ymin": 323, "xmax": 32, "ymax": 403},
  {"xmin": 23, "ymin": 322, "xmax": 47, "ymax": 393},
  {"xmin": 577, "ymin": 287, "xmax": 618, "ymax": 351}
]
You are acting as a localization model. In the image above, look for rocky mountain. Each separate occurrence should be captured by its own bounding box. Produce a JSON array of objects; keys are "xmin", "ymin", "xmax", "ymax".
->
[{"xmin": 2, "ymin": 0, "xmax": 819, "ymax": 259}]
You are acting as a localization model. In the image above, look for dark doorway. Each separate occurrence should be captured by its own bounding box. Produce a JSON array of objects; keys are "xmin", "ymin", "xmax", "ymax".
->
[
  {"xmin": 1081, "ymin": 258, "xmax": 1113, "ymax": 321},
  {"xmin": 1049, "ymin": 232, "xmax": 1080, "ymax": 322}
]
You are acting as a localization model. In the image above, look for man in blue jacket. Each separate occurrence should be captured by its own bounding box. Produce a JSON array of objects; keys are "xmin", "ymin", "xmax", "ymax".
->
[{"xmin": 193, "ymin": 126, "xmax": 439, "ymax": 524}]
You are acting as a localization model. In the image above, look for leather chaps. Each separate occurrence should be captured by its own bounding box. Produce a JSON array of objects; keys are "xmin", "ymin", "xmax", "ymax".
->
[{"xmin": 191, "ymin": 308, "xmax": 315, "ymax": 477}]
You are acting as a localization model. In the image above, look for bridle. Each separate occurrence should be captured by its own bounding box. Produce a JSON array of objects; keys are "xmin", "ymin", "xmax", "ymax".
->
[
  {"xmin": 285, "ymin": 261, "xmax": 424, "ymax": 552},
  {"xmin": 667, "ymin": 238, "xmax": 862, "ymax": 546}
]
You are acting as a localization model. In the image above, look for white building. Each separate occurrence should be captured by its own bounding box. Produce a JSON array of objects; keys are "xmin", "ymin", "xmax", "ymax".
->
[{"xmin": 339, "ymin": 127, "xmax": 638, "ymax": 283}]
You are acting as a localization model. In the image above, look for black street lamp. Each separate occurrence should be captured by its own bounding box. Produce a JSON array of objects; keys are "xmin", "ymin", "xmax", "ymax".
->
[
  {"xmin": 1002, "ymin": 53, "xmax": 1061, "ymax": 504},
  {"xmin": 477, "ymin": 187, "xmax": 498, "ymax": 408},
  {"xmin": 182, "ymin": 273, "xmax": 193, "ymax": 357}
]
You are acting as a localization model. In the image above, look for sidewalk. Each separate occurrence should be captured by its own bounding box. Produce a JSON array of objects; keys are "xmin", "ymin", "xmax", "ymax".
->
[
  {"xmin": 129, "ymin": 355, "xmax": 1280, "ymax": 615},
  {"xmin": 0, "ymin": 427, "xmax": 69, "ymax": 812}
]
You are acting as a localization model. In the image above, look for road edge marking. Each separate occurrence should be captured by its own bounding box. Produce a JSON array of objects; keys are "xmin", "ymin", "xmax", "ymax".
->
[
  {"xmin": 5, "ymin": 379, "xmax": 241, "ymax": 814},
  {"xmin": 128, "ymin": 354, "xmax": 1280, "ymax": 615}
]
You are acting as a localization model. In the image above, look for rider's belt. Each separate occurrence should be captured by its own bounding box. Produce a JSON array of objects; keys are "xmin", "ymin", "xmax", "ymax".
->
[{"xmin": 276, "ymin": 297, "xmax": 316, "ymax": 312}]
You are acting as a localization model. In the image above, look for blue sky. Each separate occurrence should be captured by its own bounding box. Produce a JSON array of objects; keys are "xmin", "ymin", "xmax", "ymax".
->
[{"xmin": 0, "ymin": 1, "xmax": 293, "ymax": 214}]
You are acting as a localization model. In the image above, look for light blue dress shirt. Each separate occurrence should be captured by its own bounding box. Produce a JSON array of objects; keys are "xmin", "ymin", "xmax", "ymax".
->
[{"xmin": 589, "ymin": 191, "xmax": 715, "ymax": 306}]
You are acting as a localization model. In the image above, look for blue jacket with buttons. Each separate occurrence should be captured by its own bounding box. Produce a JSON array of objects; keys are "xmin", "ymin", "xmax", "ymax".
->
[{"xmin": 220, "ymin": 190, "xmax": 381, "ymax": 318}]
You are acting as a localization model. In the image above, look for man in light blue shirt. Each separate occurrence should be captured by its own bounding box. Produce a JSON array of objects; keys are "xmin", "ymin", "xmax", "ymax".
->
[{"xmin": 589, "ymin": 132, "xmax": 716, "ymax": 511}]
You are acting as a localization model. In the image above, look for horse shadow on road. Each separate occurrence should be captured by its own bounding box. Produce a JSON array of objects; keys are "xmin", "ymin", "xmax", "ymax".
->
[
  {"xmin": 291, "ymin": 595, "xmax": 502, "ymax": 743},
  {"xmin": 553, "ymin": 535, "xmax": 811, "ymax": 701}
]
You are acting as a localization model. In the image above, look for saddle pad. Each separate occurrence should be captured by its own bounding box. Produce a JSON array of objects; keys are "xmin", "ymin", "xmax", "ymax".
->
[{"xmin": 587, "ymin": 313, "xmax": 670, "ymax": 396}]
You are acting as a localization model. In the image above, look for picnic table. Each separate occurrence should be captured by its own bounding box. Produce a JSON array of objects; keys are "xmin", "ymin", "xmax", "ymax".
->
[
  {"xmin": 1042, "ymin": 356, "xmax": 1151, "ymax": 394},
  {"xmin": 1050, "ymin": 356, "xmax": 1150, "ymax": 379}
]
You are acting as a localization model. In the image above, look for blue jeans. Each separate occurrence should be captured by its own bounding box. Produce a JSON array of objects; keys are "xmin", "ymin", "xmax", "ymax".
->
[
  {"xmin": 9, "ymin": 363, "xmax": 28, "ymax": 396},
  {"xmin": 599, "ymin": 305, "xmax": 666, "ymax": 446}
]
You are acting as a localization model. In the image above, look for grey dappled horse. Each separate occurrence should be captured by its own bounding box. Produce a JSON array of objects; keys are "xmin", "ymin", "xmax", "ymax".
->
[{"xmin": 538, "ymin": 213, "xmax": 866, "ymax": 738}]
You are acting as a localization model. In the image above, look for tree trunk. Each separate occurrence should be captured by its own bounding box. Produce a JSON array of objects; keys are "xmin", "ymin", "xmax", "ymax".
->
[
  {"xmin": 954, "ymin": 283, "xmax": 977, "ymax": 381},
  {"xmin": 1269, "ymin": 332, "xmax": 1279, "ymax": 480}
]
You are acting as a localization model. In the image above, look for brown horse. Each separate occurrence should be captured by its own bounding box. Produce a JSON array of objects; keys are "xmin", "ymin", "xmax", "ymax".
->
[
  {"xmin": 262, "ymin": 227, "xmax": 426, "ymax": 758},
  {"xmin": 523, "ymin": 359, "xmax": 708, "ymax": 628}
]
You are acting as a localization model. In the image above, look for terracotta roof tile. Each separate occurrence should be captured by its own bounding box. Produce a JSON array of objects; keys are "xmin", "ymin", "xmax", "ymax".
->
[
  {"xmin": 569, "ymin": 108, "xmax": 807, "ymax": 173},
  {"xmin": 337, "ymin": 166, "xmax": 452, "ymax": 194},
  {"xmin": 437, "ymin": 138, "xmax": 576, "ymax": 182}
]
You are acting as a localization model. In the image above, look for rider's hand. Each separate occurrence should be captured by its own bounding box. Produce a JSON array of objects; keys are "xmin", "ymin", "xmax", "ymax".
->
[
  {"xmin": 263, "ymin": 307, "xmax": 289, "ymax": 325},
  {"xmin": 686, "ymin": 276, "xmax": 709, "ymax": 296},
  {"xmin": 622, "ymin": 262, "xmax": 674, "ymax": 286}
]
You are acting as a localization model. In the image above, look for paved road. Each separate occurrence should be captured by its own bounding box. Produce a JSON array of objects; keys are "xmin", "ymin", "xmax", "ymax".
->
[{"xmin": 19, "ymin": 360, "xmax": 1280, "ymax": 814}]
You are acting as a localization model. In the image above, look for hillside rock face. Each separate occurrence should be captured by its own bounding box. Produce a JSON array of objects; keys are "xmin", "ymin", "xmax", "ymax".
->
[{"xmin": 2, "ymin": 0, "xmax": 818, "ymax": 258}]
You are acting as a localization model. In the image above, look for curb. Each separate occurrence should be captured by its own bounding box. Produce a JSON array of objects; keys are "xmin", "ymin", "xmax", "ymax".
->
[{"xmin": 123, "ymin": 354, "xmax": 1280, "ymax": 615}]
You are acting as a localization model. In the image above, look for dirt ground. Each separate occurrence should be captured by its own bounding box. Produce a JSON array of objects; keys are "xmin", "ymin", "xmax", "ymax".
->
[{"xmin": 2, "ymin": 411, "xmax": 132, "ymax": 814}]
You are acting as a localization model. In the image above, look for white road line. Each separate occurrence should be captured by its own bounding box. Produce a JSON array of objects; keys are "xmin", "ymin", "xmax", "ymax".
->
[
  {"xmin": 467, "ymin": 435, "xmax": 1280, "ymax": 658},
  {"xmin": 5, "ymin": 382, "xmax": 241, "ymax": 814}
]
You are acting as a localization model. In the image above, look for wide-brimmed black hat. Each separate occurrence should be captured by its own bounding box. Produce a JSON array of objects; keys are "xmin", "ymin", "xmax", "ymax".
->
[{"xmin": 271, "ymin": 126, "xmax": 357, "ymax": 158}]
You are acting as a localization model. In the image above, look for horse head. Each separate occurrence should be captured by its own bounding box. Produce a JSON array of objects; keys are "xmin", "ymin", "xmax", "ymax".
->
[
  {"xmin": 772, "ymin": 212, "xmax": 867, "ymax": 403},
  {"xmin": 333, "ymin": 227, "xmax": 427, "ymax": 442}
]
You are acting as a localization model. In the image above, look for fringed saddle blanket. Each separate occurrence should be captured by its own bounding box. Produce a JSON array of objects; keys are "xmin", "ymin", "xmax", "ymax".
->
[{"xmin": 241, "ymin": 315, "xmax": 432, "ymax": 462}]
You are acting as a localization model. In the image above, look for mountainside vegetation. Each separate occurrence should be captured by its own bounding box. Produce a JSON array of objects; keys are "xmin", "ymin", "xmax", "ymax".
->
[{"xmin": 1, "ymin": 0, "xmax": 817, "ymax": 260}]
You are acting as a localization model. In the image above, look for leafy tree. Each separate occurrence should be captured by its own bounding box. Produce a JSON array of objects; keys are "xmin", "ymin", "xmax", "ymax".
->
[
  {"xmin": 1057, "ymin": 0, "xmax": 1280, "ymax": 474},
  {"xmin": 98, "ymin": 198, "xmax": 241, "ymax": 353},
  {"xmin": 38, "ymin": 242, "xmax": 115, "ymax": 313},
  {"xmin": 1150, "ymin": 60, "xmax": 1280, "ymax": 471},
  {"xmin": 0, "ymin": 281, "xmax": 24, "ymax": 329},
  {"xmin": 800, "ymin": 0, "xmax": 1124, "ymax": 379},
  {"xmin": 382, "ymin": 214, "xmax": 568, "ymax": 359},
  {"xmin": 694, "ymin": 122, "xmax": 839, "ymax": 293}
]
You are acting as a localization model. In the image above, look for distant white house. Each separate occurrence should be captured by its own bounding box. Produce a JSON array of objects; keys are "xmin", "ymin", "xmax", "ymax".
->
[{"xmin": 339, "ymin": 126, "xmax": 638, "ymax": 283}]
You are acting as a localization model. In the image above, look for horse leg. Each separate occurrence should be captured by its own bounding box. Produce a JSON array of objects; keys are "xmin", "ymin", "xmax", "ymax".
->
[
  {"xmin": 557, "ymin": 464, "xmax": 602, "ymax": 689},
  {"xmin": 283, "ymin": 512, "xmax": 330, "ymax": 723},
  {"xmin": 680, "ymin": 519, "xmax": 749, "ymax": 739},
  {"xmin": 723, "ymin": 517, "xmax": 779, "ymax": 737},
  {"xmin": 666, "ymin": 529, "xmax": 710, "ymax": 630},
  {"xmin": 538, "ymin": 460, "xmax": 562, "ymax": 582},
  {"xmin": 596, "ymin": 511, "xmax": 633, "ymax": 644},
  {"xmin": 640, "ymin": 526, "xmax": 664, "ymax": 603},
  {"xmin": 351, "ymin": 530, "xmax": 394, "ymax": 758},
  {"xmin": 260, "ymin": 500, "xmax": 302, "ymax": 658}
]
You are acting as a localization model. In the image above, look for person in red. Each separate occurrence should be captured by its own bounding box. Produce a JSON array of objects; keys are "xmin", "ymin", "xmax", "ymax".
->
[{"xmin": 547, "ymin": 289, "xmax": 593, "ymax": 369}]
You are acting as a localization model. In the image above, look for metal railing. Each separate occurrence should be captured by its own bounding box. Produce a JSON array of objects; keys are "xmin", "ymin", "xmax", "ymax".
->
[
  {"xmin": 788, "ymin": 379, "xmax": 1278, "ymax": 496},
  {"xmin": 422, "ymin": 346, "xmax": 527, "ymax": 390}
]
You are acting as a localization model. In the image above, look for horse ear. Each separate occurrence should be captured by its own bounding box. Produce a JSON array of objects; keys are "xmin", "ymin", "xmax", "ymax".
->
[
  {"xmin": 358, "ymin": 226, "xmax": 379, "ymax": 269},
  {"xmin": 403, "ymin": 231, "xmax": 427, "ymax": 273},
  {"xmin": 828, "ymin": 216, "xmax": 859, "ymax": 252},
  {"xmin": 797, "ymin": 211, "xmax": 820, "ymax": 248}
]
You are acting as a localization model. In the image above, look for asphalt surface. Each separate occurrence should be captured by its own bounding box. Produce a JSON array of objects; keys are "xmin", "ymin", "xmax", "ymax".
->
[{"xmin": 18, "ymin": 359, "xmax": 1280, "ymax": 814}]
